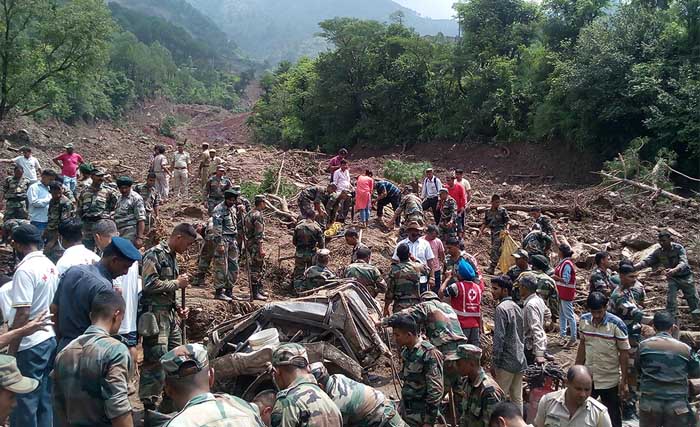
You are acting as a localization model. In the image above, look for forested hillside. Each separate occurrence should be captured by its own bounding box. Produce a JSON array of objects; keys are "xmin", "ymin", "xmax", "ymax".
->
[{"xmin": 249, "ymin": 0, "xmax": 700, "ymax": 184}]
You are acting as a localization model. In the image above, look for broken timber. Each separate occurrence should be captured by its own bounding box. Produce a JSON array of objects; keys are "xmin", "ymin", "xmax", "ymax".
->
[{"xmin": 598, "ymin": 171, "xmax": 698, "ymax": 208}]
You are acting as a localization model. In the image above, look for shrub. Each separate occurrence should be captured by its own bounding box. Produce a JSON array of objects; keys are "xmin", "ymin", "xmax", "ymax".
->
[
  {"xmin": 159, "ymin": 115, "xmax": 177, "ymax": 138},
  {"xmin": 383, "ymin": 159, "xmax": 431, "ymax": 185}
]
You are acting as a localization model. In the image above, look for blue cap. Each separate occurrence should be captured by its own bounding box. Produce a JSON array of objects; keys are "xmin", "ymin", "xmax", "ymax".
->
[{"xmin": 109, "ymin": 237, "xmax": 142, "ymax": 262}]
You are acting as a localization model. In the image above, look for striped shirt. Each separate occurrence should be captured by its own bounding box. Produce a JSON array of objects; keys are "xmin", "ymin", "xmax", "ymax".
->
[{"xmin": 579, "ymin": 312, "xmax": 631, "ymax": 389}]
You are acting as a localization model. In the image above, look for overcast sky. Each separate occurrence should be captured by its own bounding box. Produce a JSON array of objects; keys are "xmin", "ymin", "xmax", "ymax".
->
[{"xmin": 395, "ymin": 0, "xmax": 458, "ymax": 19}]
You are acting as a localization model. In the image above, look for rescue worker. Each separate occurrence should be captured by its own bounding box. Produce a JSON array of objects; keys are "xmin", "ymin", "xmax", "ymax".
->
[
  {"xmin": 437, "ymin": 187, "xmax": 458, "ymax": 241},
  {"xmin": 375, "ymin": 179, "xmax": 402, "ymax": 227},
  {"xmin": 529, "ymin": 207, "xmax": 557, "ymax": 243},
  {"xmin": 299, "ymin": 248, "xmax": 335, "ymax": 294},
  {"xmin": 344, "ymin": 228, "xmax": 370, "ymax": 263},
  {"xmin": 292, "ymin": 211, "xmax": 325, "ymax": 292},
  {"xmin": 205, "ymin": 149, "xmax": 225, "ymax": 178},
  {"xmin": 2, "ymin": 164, "xmax": 29, "ymax": 220},
  {"xmin": 203, "ymin": 165, "xmax": 232, "ymax": 215},
  {"xmin": 270, "ymin": 343, "xmax": 342, "ymax": 427},
  {"xmin": 590, "ymin": 251, "xmax": 615, "ymax": 295},
  {"xmin": 478, "ymin": 194, "xmax": 510, "ymax": 274},
  {"xmin": 76, "ymin": 168, "xmax": 118, "ymax": 251},
  {"xmin": 210, "ymin": 189, "xmax": 243, "ymax": 301},
  {"xmin": 389, "ymin": 187, "xmax": 424, "ymax": 237},
  {"xmin": 171, "ymin": 140, "xmax": 190, "ymax": 199},
  {"xmin": 197, "ymin": 142, "xmax": 211, "ymax": 188},
  {"xmin": 441, "ymin": 237, "xmax": 483, "ymax": 289},
  {"xmin": 297, "ymin": 184, "xmax": 332, "ymax": 220},
  {"xmin": 244, "ymin": 195, "xmax": 268, "ymax": 301},
  {"xmin": 134, "ymin": 172, "xmax": 159, "ymax": 234},
  {"xmin": 385, "ymin": 243, "xmax": 430, "ymax": 316},
  {"xmin": 344, "ymin": 246, "xmax": 387, "ymax": 297},
  {"xmin": 507, "ymin": 249, "xmax": 530, "ymax": 302},
  {"xmin": 43, "ymin": 180, "xmax": 75, "ymax": 261},
  {"xmin": 530, "ymin": 254, "xmax": 558, "ymax": 321},
  {"xmin": 521, "ymin": 224, "xmax": 553, "ymax": 258},
  {"xmin": 114, "ymin": 176, "xmax": 146, "ymax": 247}
]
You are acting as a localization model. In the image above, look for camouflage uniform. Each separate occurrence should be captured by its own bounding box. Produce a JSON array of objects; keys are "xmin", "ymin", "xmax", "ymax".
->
[
  {"xmin": 521, "ymin": 230, "xmax": 552, "ymax": 257},
  {"xmin": 271, "ymin": 344, "xmax": 343, "ymax": 427},
  {"xmin": 386, "ymin": 261, "xmax": 429, "ymax": 313},
  {"xmin": 133, "ymin": 182, "xmax": 159, "ymax": 232},
  {"xmin": 2, "ymin": 175, "xmax": 29, "ymax": 219},
  {"xmin": 638, "ymin": 242, "xmax": 698, "ymax": 318},
  {"xmin": 344, "ymin": 261, "xmax": 387, "ymax": 297},
  {"xmin": 590, "ymin": 266, "xmax": 615, "ymax": 294},
  {"xmin": 324, "ymin": 373, "xmax": 406, "ymax": 427},
  {"xmin": 77, "ymin": 183, "xmax": 118, "ymax": 250},
  {"xmin": 637, "ymin": 331, "xmax": 700, "ymax": 427},
  {"xmin": 395, "ymin": 194, "xmax": 424, "ymax": 237},
  {"xmin": 300, "ymin": 264, "xmax": 336, "ymax": 293},
  {"xmin": 244, "ymin": 206, "xmax": 266, "ymax": 296},
  {"xmin": 460, "ymin": 368, "xmax": 505, "ymax": 427},
  {"xmin": 437, "ymin": 195, "xmax": 458, "ymax": 241},
  {"xmin": 292, "ymin": 219, "xmax": 324, "ymax": 290},
  {"xmin": 298, "ymin": 185, "xmax": 326, "ymax": 218},
  {"xmin": 399, "ymin": 339, "xmax": 444, "ymax": 427},
  {"xmin": 534, "ymin": 271, "xmax": 558, "ymax": 320},
  {"xmin": 483, "ymin": 207, "xmax": 510, "ymax": 271},
  {"xmin": 609, "ymin": 282, "xmax": 646, "ymax": 342},
  {"xmin": 507, "ymin": 265, "xmax": 530, "ymax": 302},
  {"xmin": 534, "ymin": 215, "xmax": 554, "ymax": 237},
  {"xmin": 206, "ymin": 201, "xmax": 240, "ymax": 291},
  {"xmin": 52, "ymin": 325, "xmax": 132, "ymax": 426},
  {"xmin": 234, "ymin": 194, "xmax": 251, "ymax": 250},
  {"xmin": 204, "ymin": 175, "xmax": 232, "ymax": 215},
  {"xmin": 139, "ymin": 240, "xmax": 183, "ymax": 410},
  {"xmin": 161, "ymin": 344, "xmax": 266, "ymax": 427},
  {"xmin": 324, "ymin": 192, "xmax": 344, "ymax": 226},
  {"xmin": 114, "ymin": 190, "xmax": 146, "ymax": 242},
  {"xmin": 44, "ymin": 195, "xmax": 75, "ymax": 261}
]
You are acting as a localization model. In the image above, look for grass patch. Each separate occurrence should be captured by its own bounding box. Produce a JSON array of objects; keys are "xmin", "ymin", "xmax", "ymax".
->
[{"xmin": 383, "ymin": 159, "xmax": 431, "ymax": 184}]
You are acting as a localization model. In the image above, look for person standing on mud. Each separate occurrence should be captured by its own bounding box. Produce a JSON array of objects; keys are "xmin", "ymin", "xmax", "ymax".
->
[
  {"xmin": 244, "ymin": 195, "xmax": 268, "ymax": 301},
  {"xmin": 152, "ymin": 145, "xmax": 171, "ymax": 202},
  {"xmin": 52, "ymin": 143, "xmax": 84, "ymax": 195},
  {"xmin": 479, "ymin": 194, "xmax": 510, "ymax": 275},
  {"xmin": 292, "ymin": 211, "xmax": 325, "ymax": 292},
  {"xmin": 2, "ymin": 164, "xmax": 30, "ymax": 220},
  {"xmin": 114, "ymin": 176, "xmax": 146, "ymax": 247},
  {"xmin": 43, "ymin": 181, "xmax": 75, "ymax": 261},
  {"xmin": 210, "ymin": 189, "xmax": 243, "ymax": 301},
  {"xmin": 198, "ymin": 142, "xmax": 211, "ymax": 188},
  {"xmin": 203, "ymin": 165, "xmax": 232, "ymax": 215},
  {"xmin": 171, "ymin": 141, "xmax": 191, "ymax": 200},
  {"xmin": 76, "ymin": 168, "xmax": 118, "ymax": 251},
  {"xmin": 134, "ymin": 172, "xmax": 159, "ymax": 235}
]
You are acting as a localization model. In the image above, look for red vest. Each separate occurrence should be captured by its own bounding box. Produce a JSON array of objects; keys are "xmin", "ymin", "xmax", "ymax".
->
[
  {"xmin": 555, "ymin": 259, "xmax": 577, "ymax": 301},
  {"xmin": 450, "ymin": 280, "xmax": 483, "ymax": 329}
]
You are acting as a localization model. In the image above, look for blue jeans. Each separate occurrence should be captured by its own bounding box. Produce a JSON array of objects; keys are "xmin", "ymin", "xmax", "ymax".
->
[
  {"xmin": 11, "ymin": 337, "xmax": 56, "ymax": 427},
  {"xmin": 559, "ymin": 299, "xmax": 577, "ymax": 339},
  {"xmin": 62, "ymin": 176, "xmax": 77, "ymax": 194},
  {"xmin": 432, "ymin": 271, "xmax": 442, "ymax": 293},
  {"xmin": 30, "ymin": 221, "xmax": 48, "ymax": 232},
  {"xmin": 359, "ymin": 207, "xmax": 371, "ymax": 222}
]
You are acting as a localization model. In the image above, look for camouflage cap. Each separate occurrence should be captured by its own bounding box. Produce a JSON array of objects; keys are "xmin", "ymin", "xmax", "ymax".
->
[
  {"xmin": 530, "ymin": 254, "xmax": 550, "ymax": 271},
  {"xmin": 224, "ymin": 188, "xmax": 239, "ymax": 198},
  {"xmin": 447, "ymin": 344, "xmax": 482, "ymax": 361},
  {"xmin": 254, "ymin": 194, "xmax": 266, "ymax": 204},
  {"xmin": 64, "ymin": 143, "xmax": 74, "ymax": 149},
  {"xmin": 0, "ymin": 355, "xmax": 38, "ymax": 394},
  {"xmin": 512, "ymin": 248, "xmax": 529, "ymax": 259},
  {"xmin": 92, "ymin": 168, "xmax": 107, "ymax": 177},
  {"xmin": 516, "ymin": 271, "xmax": 539, "ymax": 292},
  {"xmin": 160, "ymin": 344, "xmax": 209, "ymax": 378},
  {"xmin": 420, "ymin": 291, "xmax": 440, "ymax": 301},
  {"xmin": 272, "ymin": 343, "xmax": 309, "ymax": 367},
  {"xmin": 309, "ymin": 362, "xmax": 329, "ymax": 384}
]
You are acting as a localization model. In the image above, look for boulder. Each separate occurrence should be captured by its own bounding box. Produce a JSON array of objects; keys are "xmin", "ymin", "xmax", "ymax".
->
[{"xmin": 621, "ymin": 232, "xmax": 654, "ymax": 251}]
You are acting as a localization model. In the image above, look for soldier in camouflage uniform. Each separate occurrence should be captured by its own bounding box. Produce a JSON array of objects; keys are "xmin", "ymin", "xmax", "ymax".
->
[
  {"xmin": 634, "ymin": 229, "xmax": 700, "ymax": 319},
  {"xmin": 447, "ymin": 344, "xmax": 505, "ymax": 427},
  {"xmin": 479, "ymin": 194, "xmax": 510, "ymax": 274},
  {"xmin": 231, "ymin": 185, "xmax": 251, "ymax": 250},
  {"xmin": 244, "ymin": 195, "xmax": 268, "ymax": 300},
  {"xmin": 53, "ymin": 291, "xmax": 133, "ymax": 427},
  {"xmin": 2, "ymin": 165, "xmax": 29, "ymax": 220},
  {"xmin": 310, "ymin": 362, "xmax": 406, "ymax": 427},
  {"xmin": 203, "ymin": 165, "xmax": 232, "ymax": 215},
  {"xmin": 530, "ymin": 254, "xmax": 559, "ymax": 321},
  {"xmin": 521, "ymin": 224, "xmax": 553, "ymax": 258},
  {"xmin": 270, "ymin": 343, "xmax": 342, "ymax": 427},
  {"xmin": 385, "ymin": 243, "xmax": 430, "ymax": 316},
  {"xmin": 387, "ymin": 314, "xmax": 444, "ymax": 427},
  {"xmin": 134, "ymin": 172, "xmax": 160, "ymax": 234},
  {"xmin": 210, "ymin": 189, "xmax": 243, "ymax": 301},
  {"xmin": 437, "ymin": 188, "xmax": 458, "ymax": 241},
  {"xmin": 114, "ymin": 176, "xmax": 146, "ymax": 247},
  {"xmin": 292, "ymin": 211, "xmax": 325, "ymax": 291},
  {"xmin": 507, "ymin": 249, "xmax": 530, "ymax": 302},
  {"xmin": 76, "ymin": 168, "xmax": 118, "ymax": 251},
  {"xmin": 161, "ymin": 343, "xmax": 266, "ymax": 427},
  {"xmin": 139, "ymin": 223, "xmax": 199, "ymax": 411},
  {"xmin": 389, "ymin": 187, "xmax": 424, "ymax": 238},
  {"xmin": 637, "ymin": 311, "xmax": 700, "ymax": 427},
  {"xmin": 324, "ymin": 189, "xmax": 349, "ymax": 228},
  {"xmin": 299, "ymin": 248, "xmax": 336, "ymax": 294},
  {"xmin": 298, "ymin": 183, "xmax": 333, "ymax": 220},
  {"xmin": 530, "ymin": 206, "xmax": 557, "ymax": 241},
  {"xmin": 344, "ymin": 246, "xmax": 387, "ymax": 297},
  {"xmin": 43, "ymin": 181, "xmax": 75, "ymax": 261},
  {"xmin": 590, "ymin": 251, "xmax": 615, "ymax": 295},
  {"xmin": 345, "ymin": 228, "xmax": 370, "ymax": 263}
]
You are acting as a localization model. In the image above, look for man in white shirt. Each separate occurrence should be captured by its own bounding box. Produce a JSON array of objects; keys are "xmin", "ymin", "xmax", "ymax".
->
[
  {"xmin": 420, "ymin": 168, "xmax": 442, "ymax": 222},
  {"xmin": 391, "ymin": 221, "xmax": 435, "ymax": 290},
  {"xmin": 26, "ymin": 169, "xmax": 57, "ymax": 232},
  {"xmin": 7, "ymin": 223, "xmax": 59, "ymax": 427},
  {"xmin": 0, "ymin": 146, "xmax": 42, "ymax": 183},
  {"xmin": 171, "ymin": 140, "xmax": 191, "ymax": 199},
  {"xmin": 152, "ymin": 144, "xmax": 170, "ymax": 201},
  {"xmin": 332, "ymin": 159, "xmax": 353, "ymax": 222},
  {"xmin": 55, "ymin": 219, "xmax": 100, "ymax": 276}
]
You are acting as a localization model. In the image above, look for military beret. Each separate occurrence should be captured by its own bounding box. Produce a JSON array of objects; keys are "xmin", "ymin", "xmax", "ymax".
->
[
  {"xmin": 453, "ymin": 344, "xmax": 482, "ymax": 361},
  {"xmin": 92, "ymin": 168, "xmax": 107, "ymax": 177},
  {"xmin": 512, "ymin": 248, "xmax": 529, "ymax": 259},
  {"xmin": 79, "ymin": 163, "xmax": 93, "ymax": 174},
  {"xmin": 63, "ymin": 143, "xmax": 74, "ymax": 149},
  {"xmin": 421, "ymin": 291, "xmax": 440, "ymax": 301},
  {"xmin": 224, "ymin": 189, "xmax": 239, "ymax": 198},
  {"xmin": 161, "ymin": 344, "xmax": 209, "ymax": 378},
  {"xmin": 619, "ymin": 264, "xmax": 637, "ymax": 275},
  {"xmin": 0, "ymin": 355, "xmax": 38, "ymax": 394},
  {"xmin": 530, "ymin": 254, "xmax": 550, "ymax": 271},
  {"xmin": 272, "ymin": 343, "xmax": 309, "ymax": 367},
  {"xmin": 12, "ymin": 224, "xmax": 43, "ymax": 245},
  {"xmin": 108, "ymin": 237, "xmax": 142, "ymax": 262},
  {"xmin": 116, "ymin": 176, "xmax": 134, "ymax": 187},
  {"xmin": 254, "ymin": 195, "xmax": 266, "ymax": 204}
]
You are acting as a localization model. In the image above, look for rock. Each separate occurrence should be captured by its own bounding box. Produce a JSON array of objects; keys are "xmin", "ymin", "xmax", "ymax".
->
[
  {"xmin": 175, "ymin": 205, "xmax": 204, "ymax": 219},
  {"xmin": 630, "ymin": 244, "xmax": 660, "ymax": 265},
  {"xmin": 620, "ymin": 232, "xmax": 654, "ymax": 250},
  {"xmin": 589, "ymin": 195, "xmax": 613, "ymax": 210}
]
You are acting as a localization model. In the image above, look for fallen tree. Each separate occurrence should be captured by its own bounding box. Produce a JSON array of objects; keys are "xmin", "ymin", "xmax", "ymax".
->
[{"xmin": 598, "ymin": 171, "xmax": 698, "ymax": 208}]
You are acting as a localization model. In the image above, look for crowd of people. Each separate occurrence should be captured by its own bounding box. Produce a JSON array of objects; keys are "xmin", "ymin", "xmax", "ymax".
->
[{"xmin": 0, "ymin": 142, "xmax": 696, "ymax": 427}]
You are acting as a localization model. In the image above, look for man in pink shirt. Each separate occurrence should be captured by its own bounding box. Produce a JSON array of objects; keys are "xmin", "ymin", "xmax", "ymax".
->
[
  {"xmin": 327, "ymin": 148, "xmax": 348, "ymax": 180},
  {"xmin": 53, "ymin": 144, "xmax": 83, "ymax": 194},
  {"xmin": 423, "ymin": 224, "xmax": 446, "ymax": 292},
  {"xmin": 445, "ymin": 176, "xmax": 467, "ymax": 238}
]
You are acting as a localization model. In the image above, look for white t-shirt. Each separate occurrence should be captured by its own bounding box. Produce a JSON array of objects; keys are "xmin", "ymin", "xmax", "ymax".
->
[
  {"xmin": 0, "ymin": 282, "xmax": 12, "ymax": 324},
  {"xmin": 332, "ymin": 168, "xmax": 352, "ymax": 192},
  {"xmin": 56, "ymin": 244, "xmax": 101, "ymax": 277},
  {"xmin": 391, "ymin": 238, "xmax": 435, "ymax": 266},
  {"xmin": 10, "ymin": 251, "xmax": 58, "ymax": 351},
  {"xmin": 13, "ymin": 155, "xmax": 41, "ymax": 182},
  {"xmin": 114, "ymin": 261, "xmax": 141, "ymax": 334}
]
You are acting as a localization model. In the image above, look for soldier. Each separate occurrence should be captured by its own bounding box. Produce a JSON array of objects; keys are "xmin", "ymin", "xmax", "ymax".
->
[
  {"xmin": 298, "ymin": 183, "xmax": 333, "ymax": 220},
  {"xmin": 437, "ymin": 187, "xmax": 458, "ymax": 241},
  {"xmin": 139, "ymin": 223, "xmax": 199, "ymax": 411},
  {"xmin": 244, "ymin": 195, "xmax": 268, "ymax": 300},
  {"xmin": 114, "ymin": 176, "xmax": 146, "ymax": 247},
  {"xmin": 310, "ymin": 361, "xmax": 406, "ymax": 427},
  {"xmin": 76, "ymin": 168, "xmax": 118, "ymax": 251},
  {"xmin": 252, "ymin": 390, "xmax": 276, "ymax": 427},
  {"xmin": 231, "ymin": 185, "xmax": 250, "ymax": 250},
  {"xmin": 344, "ymin": 247, "xmax": 387, "ymax": 297},
  {"xmin": 210, "ymin": 189, "xmax": 243, "ymax": 301},
  {"xmin": 43, "ymin": 181, "xmax": 75, "ymax": 261},
  {"xmin": 634, "ymin": 229, "xmax": 700, "ymax": 319},
  {"xmin": 134, "ymin": 172, "xmax": 160, "ymax": 234},
  {"xmin": 507, "ymin": 249, "xmax": 530, "ymax": 301},
  {"xmin": 299, "ymin": 248, "xmax": 335, "ymax": 294},
  {"xmin": 325, "ymin": 189, "xmax": 350, "ymax": 227},
  {"xmin": 530, "ymin": 254, "xmax": 558, "ymax": 321},
  {"xmin": 76, "ymin": 163, "xmax": 93, "ymax": 198},
  {"xmin": 53, "ymin": 290, "xmax": 133, "ymax": 427},
  {"xmin": 385, "ymin": 243, "xmax": 430, "ymax": 316},
  {"xmin": 0, "ymin": 355, "xmax": 40, "ymax": 426},
  {"xmin": 197, "ymin": 142, "xmax": 211, "ymax": 188},
  {"xmin": 478, "ymin": 194, "xmax": 510, "ymax": 274},
  {"xmin": 529, "ymin": 207, "xmax": 557, "ymax": 242},
  {"xmin": 292, "ymin": 211, "xmax": 325, "ymax": 291},
  {"xmin": 387, "ymin": 314, "xmax": 443, "ymax": 427},
  {"xmin": 171, "ymin": 140, "xmax": 191, "ymax": 199},
  {"xmin": 388, "ymin": 187, "xmax": 424, "ymax": 235},
  {"xmin": 2, "ymin": 164, "xmax": 29, "ymax": 220},
  {"xmin": 345, "ymin": 228, "xmax": 370, "ymax": 263},
  {"xmin": 521, "ymin": 224, "xmax": 553, "ymax": 258},
  {"xmin": 637, "ymin": 311, "xmax": 700, "ymax": 427},
  {"xmin": 206, "ymin": 149, "xmax": 225, "ymax": 178},
  {"xmin": 161, "ymin": 343, "xmax": 266, "ymax": 427},
  {"xmin": 488, "ymin": 402, "xmax": 530, "ymax": 427},
  {"xmin": 270, "ymin": 343, "xmax": 342, "ymax": 427},
  {"xmin": 203, "ymin": 165, "xmax": 231, "ymax": 215},
  {"xmin": 448, "ymin": 344, "xmax": 504, "ymax": 427},
  {"xmin": 590, "ymin": 251, "xmax": 615, "ymax": 295},
  {"xmin": 152, "ymin": 144, "xmax": 171, "ymax": 201}
]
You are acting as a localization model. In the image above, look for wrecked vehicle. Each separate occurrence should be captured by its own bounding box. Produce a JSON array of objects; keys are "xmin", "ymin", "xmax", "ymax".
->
[{"xmin": 205, "ymin": 281, "xmax": 390, "ymax": 400}]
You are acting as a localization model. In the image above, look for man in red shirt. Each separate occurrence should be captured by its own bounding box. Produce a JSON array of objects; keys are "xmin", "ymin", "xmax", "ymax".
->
[
  {"xmin": 445, "ymin": 177, "xmax": 467, "ymax": 238},
  {"xmin": 53, "ymin": 144, "xmax": 83, "ymax": 195}
]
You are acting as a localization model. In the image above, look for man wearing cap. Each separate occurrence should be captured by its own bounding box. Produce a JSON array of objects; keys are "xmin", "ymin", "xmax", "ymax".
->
[
  {"xmin": 139, "ymin": 223, "xmax": 199, "ymax": 410},
  {"xmin": 507, "ymin": 249, "xmax": 530, "ymax": 301},
  {"xmin": 203, "ymin": 165, "xmax": 232, "ymax": 215},
  {"xmin": 43, "ymin": 180, "xmax": 75, "ymax": 261},
  {"xmin": 53, "ymin": 290, "xmax": 133, "ymax": 427},
  {"xmin": 385, "ymin": 243, "xmax": 431, "ymax": 316},
  {"xmin": 531, "ymin": 254, "xmax": 558, "ymax": 321},
  {"xmin": 518, "ymin": 272, "xmax": 552, "ymax": 365},
  {"xmin": 2, "ymin": 164, "xmax": 29, "ymax": 220},
  {"xmin": 134, "ymin": 172, "xmax": 160, "ymax": 233},
  {"xmin": 392, "ymin": 221, "xmax": 435, "ymax": 269},
  {"xmin": 387, "ymin": 314, "xmax": 443, "ymax": 427},
  {"xmin": 0, "ymin": 146, "xmax": 42, "ymax": 183},
  {"xmin": 420, "ymin": 168, "xmax": 442, "ymax": 222},
  {"xmin": 210, "ymin": 188, "xmax": 243, "ymax": 301},
  {"xmin": 206, "ymin": 148, "xmax": 225, "ymax": 178},
  {"xmin": 53, "ymin": 143, "xmax": 84, "ymax": 194},
  {"xmin": 521, "ymin": 224, "xmax": 553, "ymax": 258},
  {"xmin": 161, "ymin": 343, "xmax": 266, "ymax": 427},
  {"xmin": 529, "ymin": 206, "xmax": 557, "ymax": 243},
  {"xmin": 299, "ymin": 248, "xmax": 335, "ymax": 294},
  {"xmin": 77, "ymin": 167, "xmax": 119, "ymax": 250},
  {"xmin": 198, "ymin": 142, "xmax": 211, "ymax": 186},
  {"xmin": 389, "ymin": 186, "xmax": 424, "ymax": 235},
  {"xmin": 292, "ymin": 210, "xmax": 325, "ymax": 292},
  {"xmin": 437, "ymin": 187, "xmax": 458, "ymax": 241},
  {"xmin": 310, "ymin": 361, "xmax": 406, "ymax": 427},
  {"xmin": 478, "ymin": 194, "xmax": 510, "ymax": 274},
  {"xmin": 0, "ymin": 355, "xmax": 40, "ymax": 425},
  {"xmin": 6, "ymin": 223, "xmax": 59, "ymax": 427},
  {"xmin": 153, "ymin": 145, "xmax": 171, "ymax": 201},
  {"xmin": 171, "ymin": 141, "xmax": 191, "ymax": 199},
  {"xmin": 297, "ymin": 184, "xmax": 332, "ymax": 220},
  {"xmin": 344, "ymin": 246, "xmax": 387, "ymax": 297},
  {"xmin": 26, "ymin": 169, "xmax": 58, "ymax": 232},
  {"xmin": 270, "ymin": 343, "xmax": 342, "ymax": 427},
  {"xmin": 51, "ymin": 236, "xmax": 141, "ymax": 352},
  {"xmin": 244, "ymin": 195, "xmax": 268, "ymax": 300},
  {"xmin": 76, "ymin": 162, "xmax": 93, "ymax": 197},
  {"xmin": 634, "ymin": 230, "xmax": 700, "ymax": 319},
  {"xmin": 114, "ymin": 176, "xmax": 147, "ymax": 247}
]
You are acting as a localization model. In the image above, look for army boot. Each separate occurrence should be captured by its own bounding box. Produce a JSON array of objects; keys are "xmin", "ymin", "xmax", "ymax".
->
[
  {"xmin": 214, "ymin": 288, "xmax": 232, "ymax": 302},
  {"xmin": 224, "ymin": 288, "xmax": 245, "ymax": 301},
  {"xmin": 253, "ymin": 285, "xmax": 268, "ymax": 301}
]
